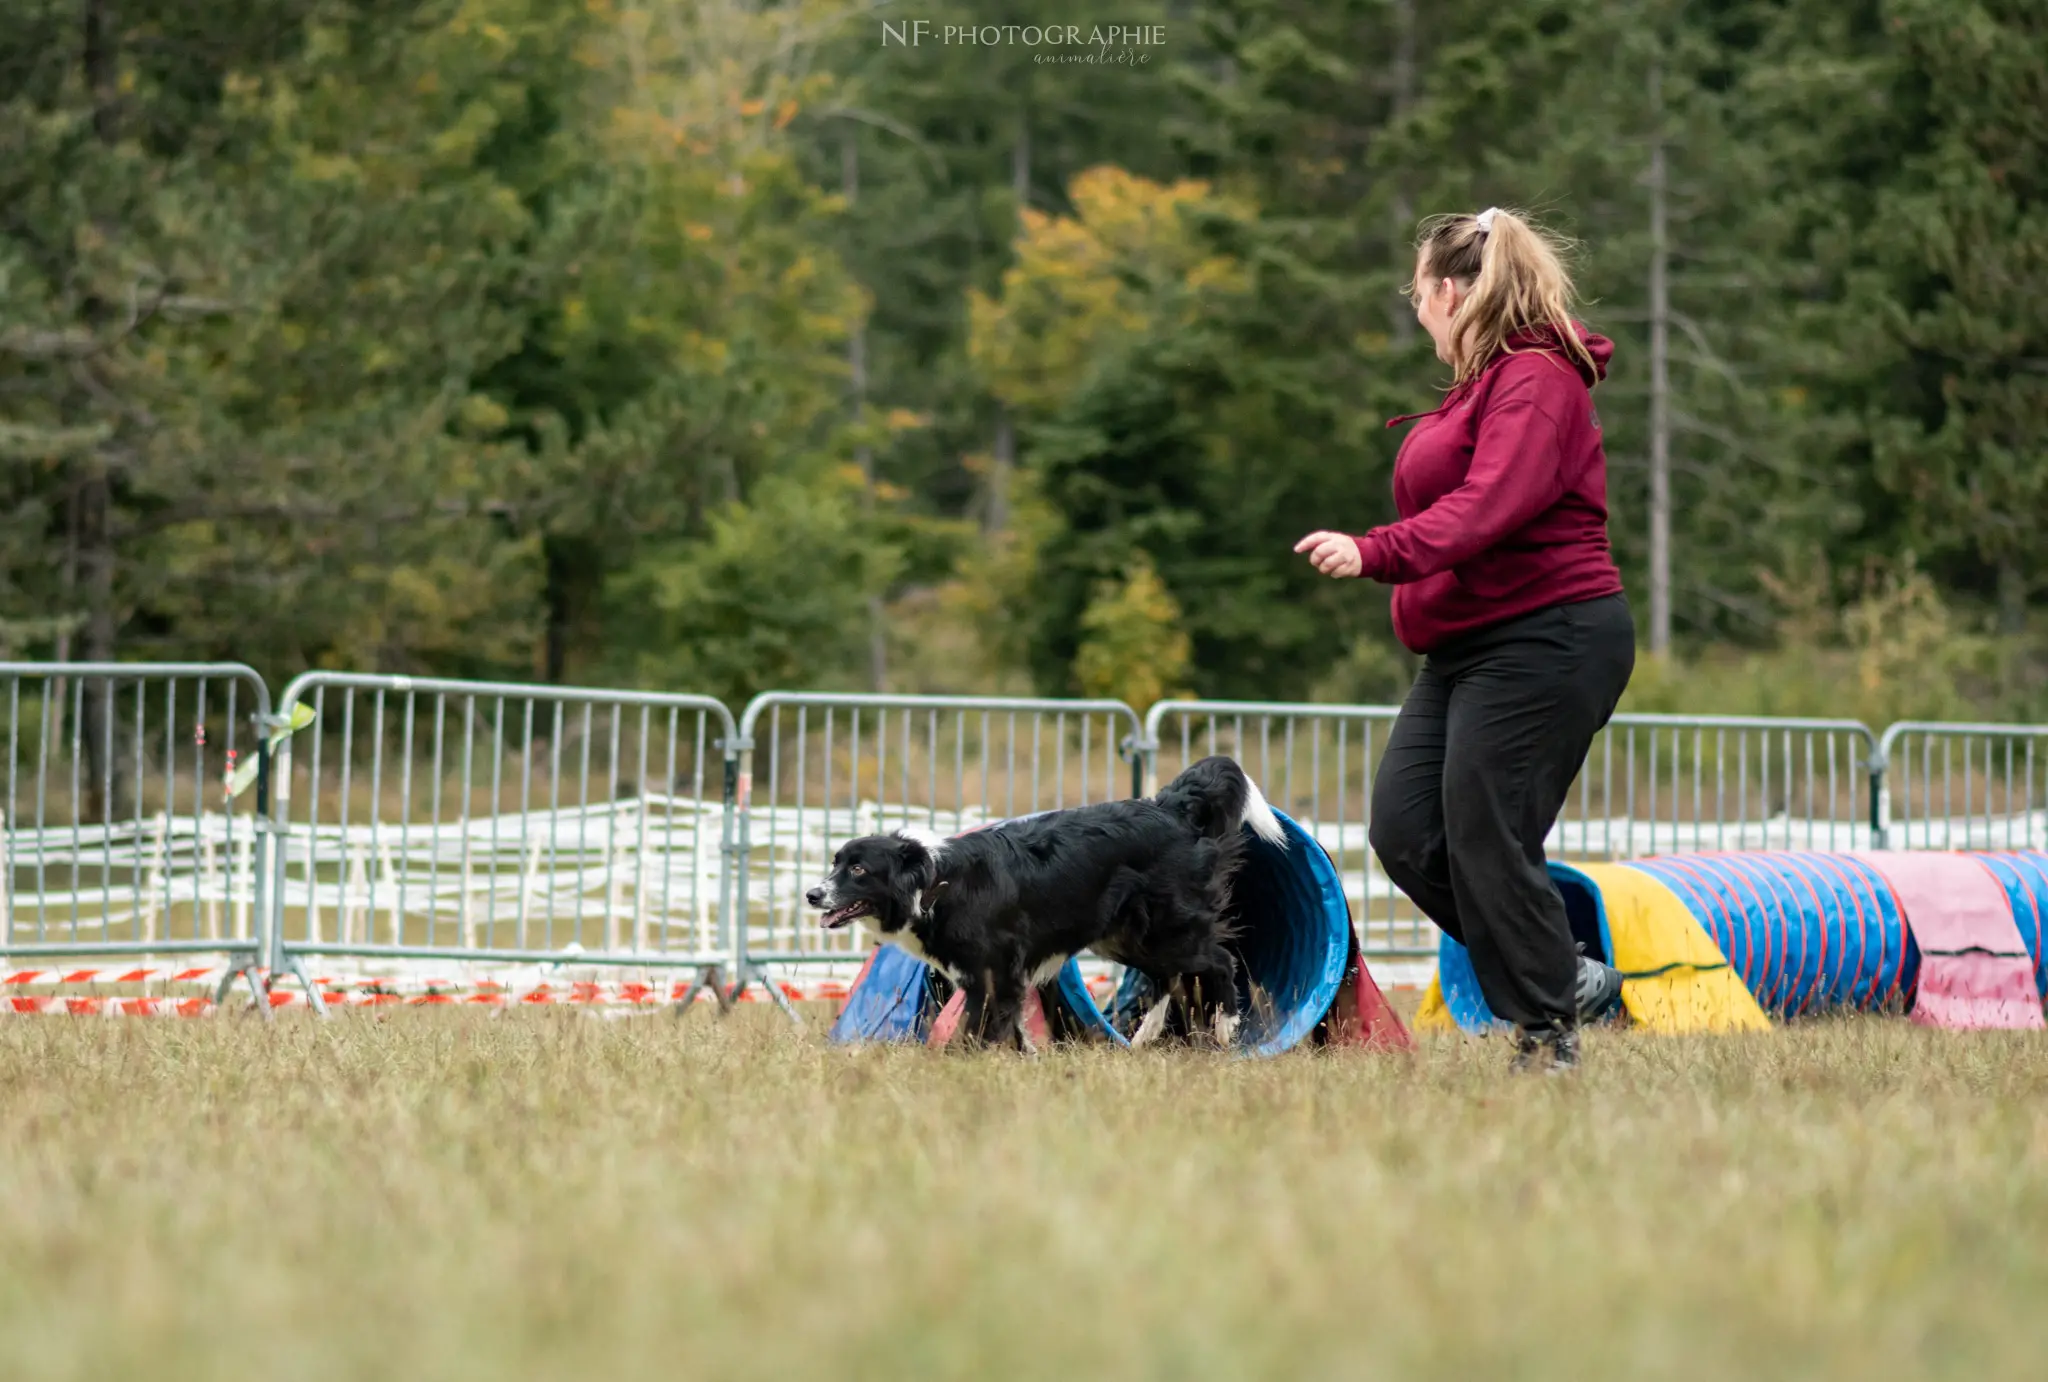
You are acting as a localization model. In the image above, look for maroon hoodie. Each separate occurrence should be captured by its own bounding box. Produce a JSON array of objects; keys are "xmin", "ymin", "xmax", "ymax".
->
[{"xmin": 1348, "ymin": 321, "xmax": 1625, "ymax": 653}]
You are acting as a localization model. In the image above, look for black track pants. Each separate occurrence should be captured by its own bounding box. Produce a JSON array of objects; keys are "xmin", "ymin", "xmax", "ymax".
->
[{"xmin": 1369, "ymin": 594, "xmax": 1637, "ymax": 1031}]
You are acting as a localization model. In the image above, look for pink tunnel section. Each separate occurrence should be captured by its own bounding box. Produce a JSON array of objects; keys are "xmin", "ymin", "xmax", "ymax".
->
[
  {"xmin": 1860, "ymin": 852, "xmax": 2045, "ymax": 1031},
  {"xmin": 927, "ymin": 986, "xmax": 1054, "ymax": 1048}
]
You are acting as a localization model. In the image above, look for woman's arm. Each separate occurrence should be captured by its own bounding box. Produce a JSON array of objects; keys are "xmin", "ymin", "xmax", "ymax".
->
[{"xmin": 1300, "ymin": 388, "xmax": 1569, "ymax": 583}]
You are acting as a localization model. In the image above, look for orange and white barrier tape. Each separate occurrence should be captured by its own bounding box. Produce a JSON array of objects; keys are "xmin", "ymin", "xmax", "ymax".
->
[{"xmin": 0, "ymin": 963, "xmax": 1128, "ymax": 1016}]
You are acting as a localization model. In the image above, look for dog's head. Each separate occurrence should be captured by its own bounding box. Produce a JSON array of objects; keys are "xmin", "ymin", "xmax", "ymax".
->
[{"xmin": 805, "ymin": 831, "xmax": 941, "ymax": 935}]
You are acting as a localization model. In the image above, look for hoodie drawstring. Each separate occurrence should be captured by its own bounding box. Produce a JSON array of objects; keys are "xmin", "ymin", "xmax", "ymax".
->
[{"xmin": 1384, "ymin": 386, "xmax": 1469, "ymax": 430}]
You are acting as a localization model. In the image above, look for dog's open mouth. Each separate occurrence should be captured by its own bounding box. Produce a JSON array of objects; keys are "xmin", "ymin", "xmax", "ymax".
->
[{"xmin": 820, "ymin": 900, "xmax": 873, "ymax": 930}]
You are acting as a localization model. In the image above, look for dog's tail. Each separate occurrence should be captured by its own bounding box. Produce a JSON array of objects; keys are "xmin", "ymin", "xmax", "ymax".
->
[{"xmin": 1154, "ymin": 755, "xmax": 1287, "ymax": 849}]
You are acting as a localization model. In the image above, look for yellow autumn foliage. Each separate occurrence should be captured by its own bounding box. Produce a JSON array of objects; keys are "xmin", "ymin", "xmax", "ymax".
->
[
  {"xmin": 585, "ymin": 0, "xmax": 847, "ymax": 163},
  {"xmin": 1072, "ymin": 551, "xmax": 1194, "ymax": 711},
  {"xmin": 968, "ymin": 166, "xmax": 1254, "ymax": 418}
]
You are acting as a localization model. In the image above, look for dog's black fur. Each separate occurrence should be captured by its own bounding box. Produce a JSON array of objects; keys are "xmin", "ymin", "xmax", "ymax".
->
[{"xmin": 805, "ymin": 756, "xmax": 1285, "ymax": 1049}]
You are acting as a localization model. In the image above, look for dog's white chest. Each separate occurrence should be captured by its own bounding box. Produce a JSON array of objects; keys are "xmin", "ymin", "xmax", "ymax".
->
[
  {"xmin": 876, "ymin": 924, "xmax": 960, "ymax": 982},
  {"xmin": 1028, "ymin": 953, "xmax": 1071, "ymax": 988}
]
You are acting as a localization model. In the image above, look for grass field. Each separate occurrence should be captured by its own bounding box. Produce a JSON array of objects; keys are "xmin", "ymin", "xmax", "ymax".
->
[{"xmin": 3, "ymin": 1008, "xmax": 2047, "ymax": 1380}]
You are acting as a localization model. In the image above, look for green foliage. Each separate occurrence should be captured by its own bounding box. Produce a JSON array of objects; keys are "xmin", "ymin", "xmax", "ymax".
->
[
  {"xmin": 614, "ymin": 471, "xmax": 902, "ymax": 711},
  {"xmin": 922, "ymin": 462, "xmax": 1065, "ymax": 691},
  {"xmin": 0, "ymin": 0, "xmax": 575, "ymax": 673},
  {"xmin": 1018, "ymin": 321, "xmax": 1361, "ymax": 701},
  {"xmin": 1860, "ymin": 0, "xmax": 2048, "ymax": 627},
  {"xmin": 969, "ymin": 165, "xmax": 1254, "ymax": 419},
  {"xmin": 1621, "ymin": 555, "xmax": 2048, "ymax": 726},
  {"xmin": 1, "ymin": 0, "xmax": 2043, "ymax": 719},
  {"xmin": 1072, "ymin": 552, "xmax": 1193, "ymax": 711},
  {"xmin": 796, "ymin": 0, "xmax": 1193, "ymax": 518}
]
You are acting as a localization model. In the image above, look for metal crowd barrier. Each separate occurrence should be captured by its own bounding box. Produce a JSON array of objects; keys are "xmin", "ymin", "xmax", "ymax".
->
[
  {"xmin": 264, "ymin": 673, "xmax": 741, "ymax": 1013},
  {"xmin": 1142, "ymin": 701, "xmax": 1881, "ymax": 955},
  {"xmin": 1875, "ymin": 721, "xmax": 2048, "ymax": 851},
  {"xmin": 8, "ymin": 660, "xmax": 2042, "ymax": 1007},
  {"xmin": 729, "ymin": 692, "xmax": 1146, "ymax": 1002},
  {"xmin": 1561, "ymin": 713, "xmax": 1879, "ymax": 855},
  {"xmin": 0, "ymin": 663, "xmax": 275, "ymax": 1006},
  {"xmin": 1142, "ymin": 700, "xmax": 1414, "ymax": 950}
]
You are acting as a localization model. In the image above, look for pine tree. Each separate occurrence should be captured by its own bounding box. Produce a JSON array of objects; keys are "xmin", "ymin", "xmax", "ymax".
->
[{"xmin": 1864, "ymin": 0, "xmax": 2047, "ymax": 632}]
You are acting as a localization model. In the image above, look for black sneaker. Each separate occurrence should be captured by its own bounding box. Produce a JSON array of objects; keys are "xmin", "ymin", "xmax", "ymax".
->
[
  {"xmin": 1575, "ymin": 946, "xmax": 1624, "ymax": 1023},
  {"xmin": 1547, "ymin": 1026, "xmax": 1581, "ymax": 1073},
  {"xmin": 1510, "ymin": 1025, "xmax": 1581, "ymax": 1075}
]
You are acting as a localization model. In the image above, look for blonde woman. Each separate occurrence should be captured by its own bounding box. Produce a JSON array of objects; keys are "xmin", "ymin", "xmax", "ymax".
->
[{"xmin": 1295, "ymin": 208, "xmax": 1636, "ymax": 1072}]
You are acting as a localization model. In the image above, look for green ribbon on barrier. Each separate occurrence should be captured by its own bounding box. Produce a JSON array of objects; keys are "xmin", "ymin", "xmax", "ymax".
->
[
  {"xmin": 1618, "ymin": 960, "xmax": 1732, "ymax": 981},
  {"xmin": 223, "ymin": 702, "xmax": 316, "ymax": 800}
]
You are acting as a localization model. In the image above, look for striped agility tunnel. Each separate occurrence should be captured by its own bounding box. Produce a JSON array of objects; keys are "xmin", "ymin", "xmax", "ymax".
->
[{"xmin": 1416, "ymin": 851, "xmax": 2048, "ymax": 1034}]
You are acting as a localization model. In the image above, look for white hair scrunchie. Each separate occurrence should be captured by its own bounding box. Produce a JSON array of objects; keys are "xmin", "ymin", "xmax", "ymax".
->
[{"xmin": 1475, "ymin": 207, "xmax": 1500, "ymax": 235}]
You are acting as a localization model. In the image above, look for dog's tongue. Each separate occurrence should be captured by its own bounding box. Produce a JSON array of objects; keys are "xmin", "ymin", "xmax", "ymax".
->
[{"xmin": 822, "ymin": 903, "xmax": 864, "ymax": 929}]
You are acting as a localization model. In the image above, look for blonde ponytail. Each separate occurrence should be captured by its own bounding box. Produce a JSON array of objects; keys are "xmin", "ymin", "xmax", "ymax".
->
[{"xmin": 1415, "ymin": 208, "xmax": 1595, "ymax": 387}]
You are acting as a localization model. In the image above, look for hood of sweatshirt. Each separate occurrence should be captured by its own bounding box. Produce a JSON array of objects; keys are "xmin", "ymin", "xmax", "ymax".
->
[{"xmin": 1503, "ymin": 319, "xmax": 1611, "ymax": 387}]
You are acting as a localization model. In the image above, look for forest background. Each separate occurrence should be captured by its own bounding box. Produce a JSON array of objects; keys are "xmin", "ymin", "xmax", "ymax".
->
[{"xmin": 4, "ymin": 0, "xmax": 2043, "ymax": 728}]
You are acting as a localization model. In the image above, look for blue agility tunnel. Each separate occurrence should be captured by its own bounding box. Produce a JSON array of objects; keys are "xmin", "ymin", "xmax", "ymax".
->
[
  {"xmin": 1228, "ymin": 805, "xmax": 1356, "ymax": 1054},
  {"xmin": 827, "ymin": 943, "xmax": 945, "ymax": 1043},
  {"xmin": 1432, "ymin": 852, "xmax": 1921, "ymax": 1033},
  {"xmin": 1967, "ymin": 851, "xmax": 2048, "ymax": 1000},
  {"xmin": 827, "ymin": 943, "xmax": 1123, "ymax": 1046},
  {"xmin": 829, "ymin": 806, "xmax": 1358, "ymax": 1056},
  {"xmin": 1628, "ymin": 853, "xmax": 1917, "ymax": 1015},
  {"xmin": 1107, "ymin": 805, "xmax": 1356, "ymax": 1056},
  {"xmin": 1434, "ymin": 861, "xmax": 1617, "ymax": 1033}
]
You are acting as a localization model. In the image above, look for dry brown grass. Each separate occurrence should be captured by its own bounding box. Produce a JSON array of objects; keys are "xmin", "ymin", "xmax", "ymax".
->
[{"xmin": 1, "ymin": 1010, "xmax": 2046, "ymax": 1380}]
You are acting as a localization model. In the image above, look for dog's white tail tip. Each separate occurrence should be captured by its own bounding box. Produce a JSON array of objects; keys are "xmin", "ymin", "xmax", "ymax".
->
[{"xmin": 1241, "ymin": 773, "xmax": 1287, "ymax": 848}]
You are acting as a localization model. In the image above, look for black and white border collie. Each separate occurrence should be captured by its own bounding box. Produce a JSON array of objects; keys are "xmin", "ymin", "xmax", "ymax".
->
[{"xmin": 805, "ymin": 756, "xmax": 1285, "ymax": 1051}]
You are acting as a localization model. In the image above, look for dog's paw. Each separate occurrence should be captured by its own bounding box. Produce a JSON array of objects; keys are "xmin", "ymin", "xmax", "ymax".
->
[{"xmin": 1212, "ymin": 1011, "xmax": 1242, "ymax": 1048}]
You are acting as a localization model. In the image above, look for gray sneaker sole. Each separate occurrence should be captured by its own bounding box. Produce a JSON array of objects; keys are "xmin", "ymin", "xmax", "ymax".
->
[{"xmin": 1576, "ymin": 954, "xmax": 1625, "ymax": 1022}]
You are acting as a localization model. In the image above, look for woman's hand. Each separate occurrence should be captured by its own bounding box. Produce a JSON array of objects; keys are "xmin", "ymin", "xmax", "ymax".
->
[{"xmin": 1294, "ymin": 531, "xmax": 1363, "ymax": 579}]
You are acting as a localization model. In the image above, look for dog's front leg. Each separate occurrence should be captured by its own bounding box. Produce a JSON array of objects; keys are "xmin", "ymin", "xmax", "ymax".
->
[
  {"xmin": 1129, "ymin": 974, "xmax": 1180, "ymax": 1049},
  {"xmin": 955, "ymin": 973, "xmax": 996, "ymax": 1051},
  {"xmin": 979, "ymin": 974, "xmax": 1031, "ymax": 1055},
  {"xmin": 954, "ymin": 970, "xmax": 1028, "ymax": 1053},
  {"xmin": 1187, "ymin": 959, "xmax": 1242, "ymax": 1050}
]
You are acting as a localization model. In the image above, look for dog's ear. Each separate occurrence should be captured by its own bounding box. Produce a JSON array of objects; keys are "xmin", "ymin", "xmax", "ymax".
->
[{"xmin": 894, "ymin": 835, "xmax": 938, "ymax": 892}]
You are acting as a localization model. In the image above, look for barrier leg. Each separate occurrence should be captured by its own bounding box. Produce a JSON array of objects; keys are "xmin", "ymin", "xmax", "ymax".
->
[
  {"xmin": 284, "ymin": 952, "xmax": 330, "ymax": 1016},
  {"xmin": 673, "ymin": 963, "xmax": 734, "ymax": 1018},
  {"xmin": 213, "ymin": 950, "xmax": 275, "ymax": 1020},
  {"xmin": 730, "ymin": 961, "xmax": 801, "ymax": 1026}
]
